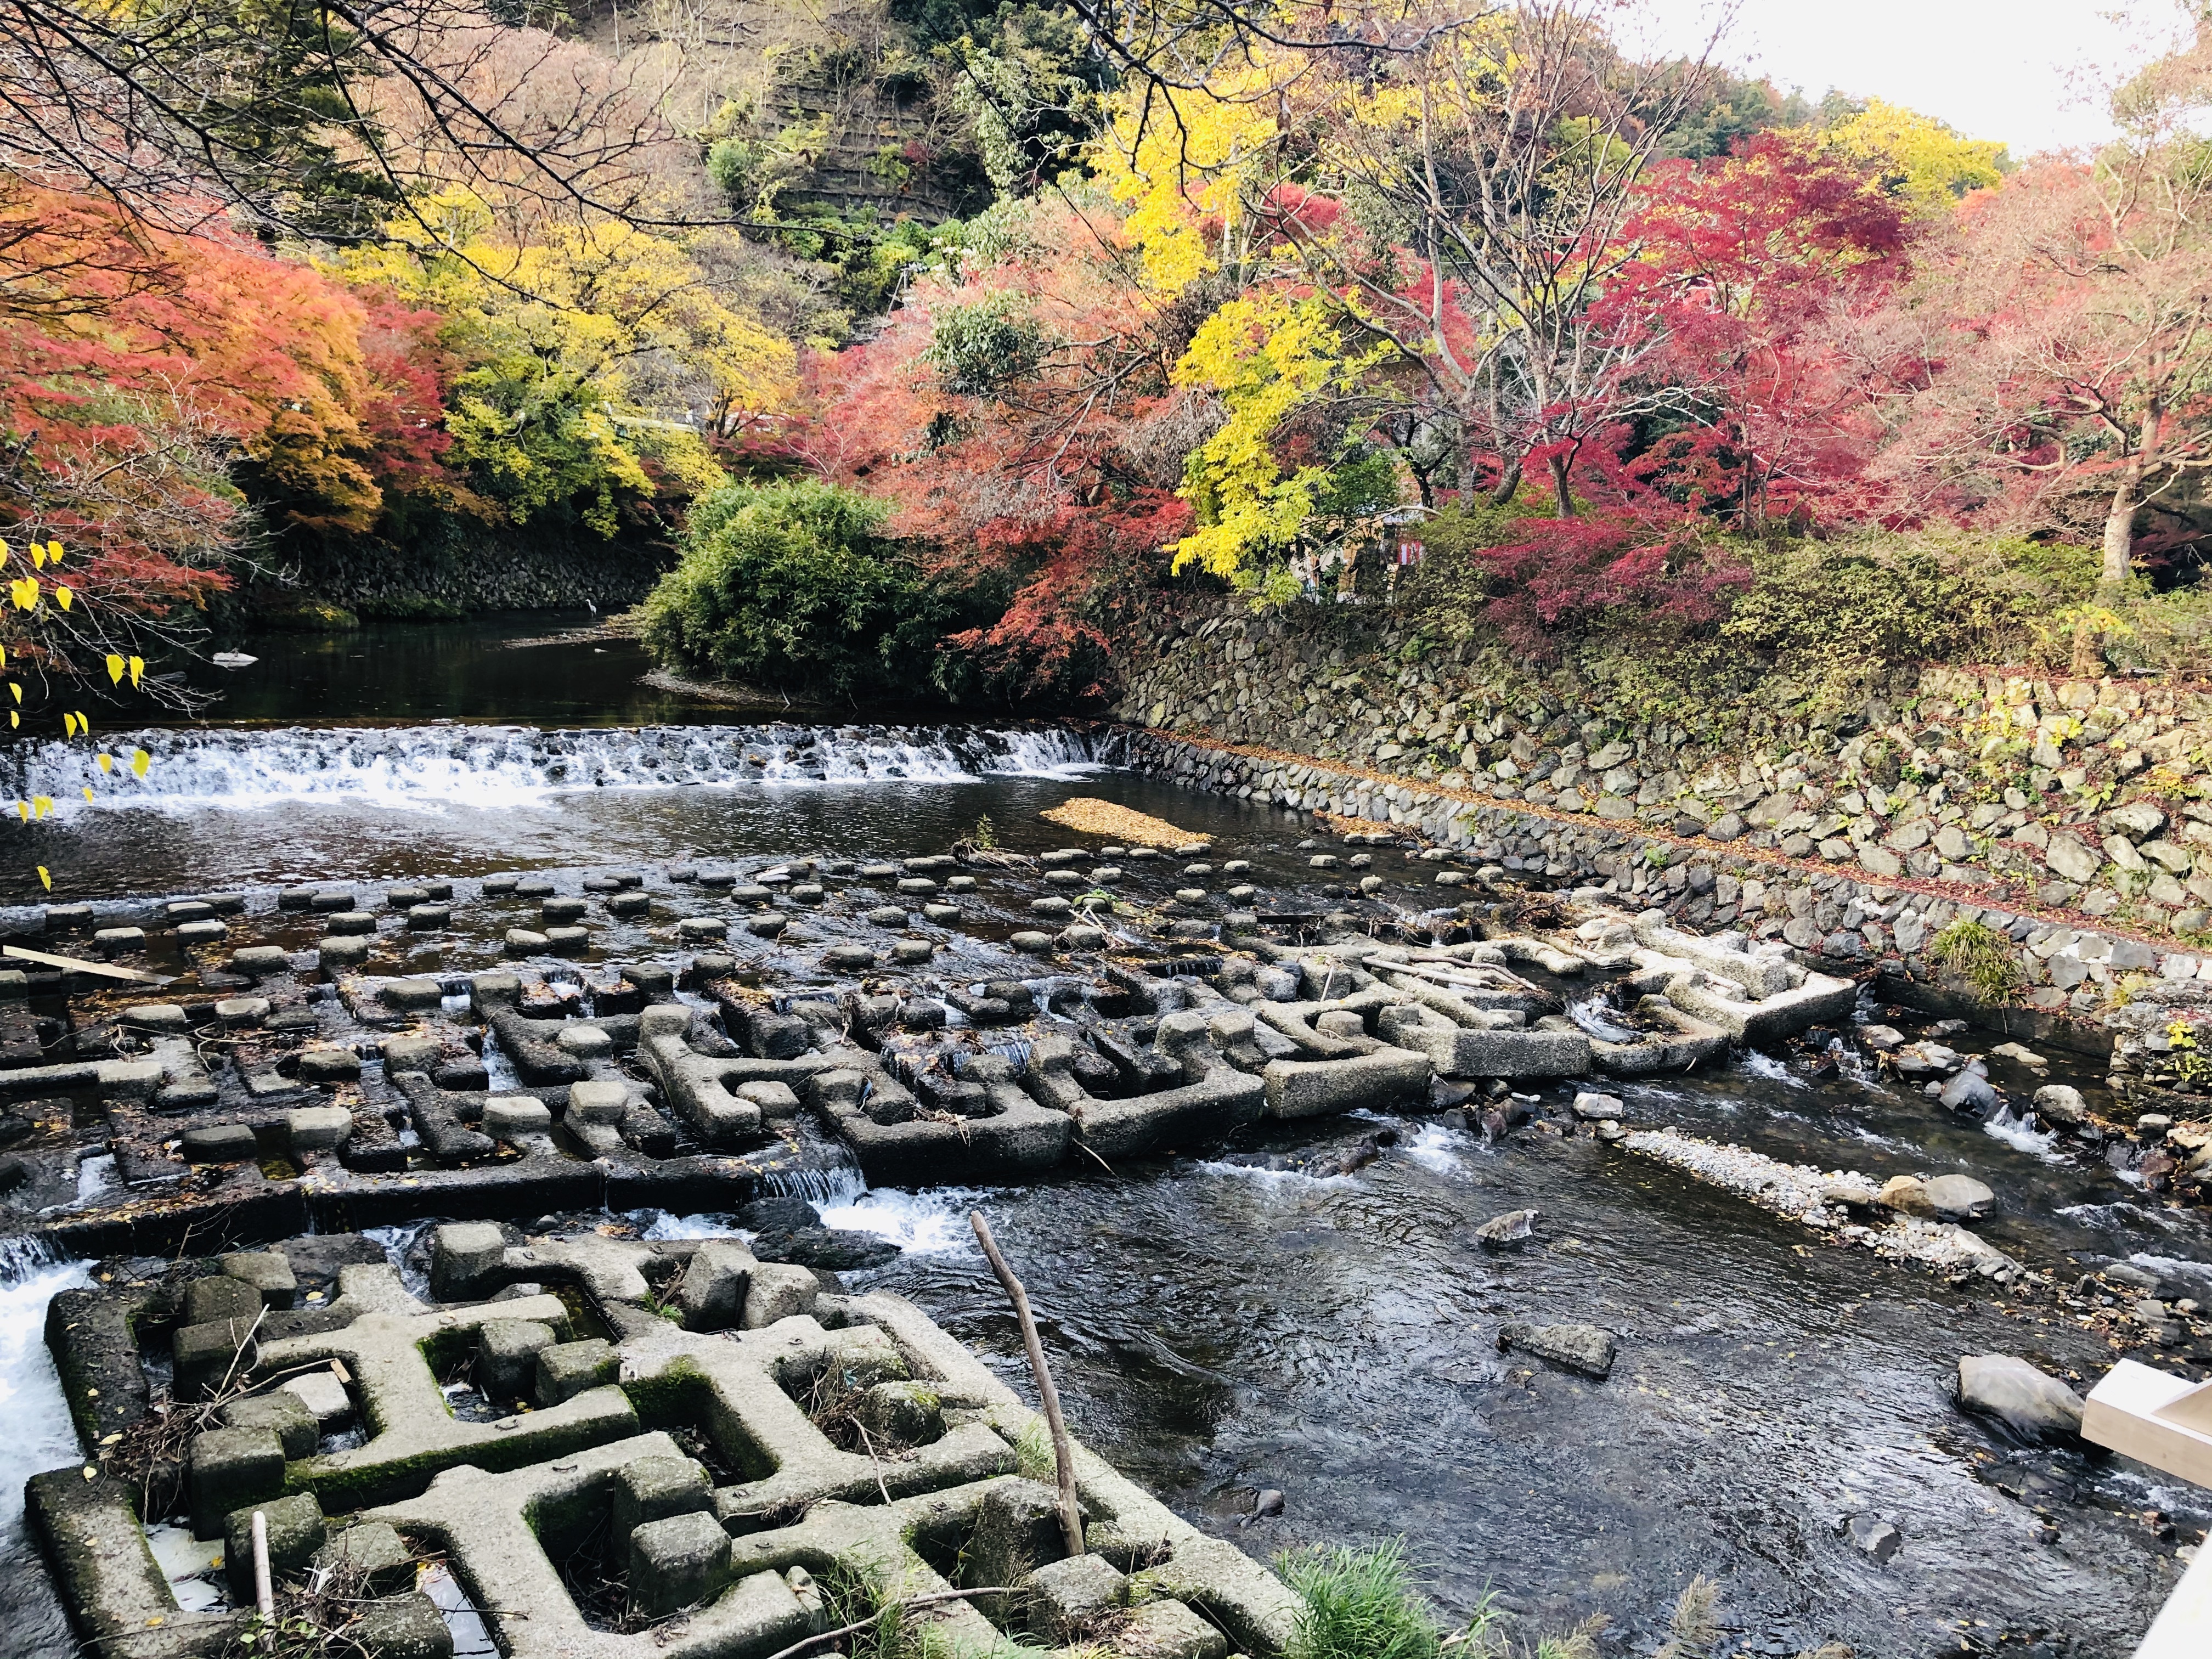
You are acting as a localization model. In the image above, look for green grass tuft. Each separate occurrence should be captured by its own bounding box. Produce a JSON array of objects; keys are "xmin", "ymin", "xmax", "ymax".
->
[{"xmin": 1278, "ymin": 1542, "xmax": 1442, "ymax": 1659}]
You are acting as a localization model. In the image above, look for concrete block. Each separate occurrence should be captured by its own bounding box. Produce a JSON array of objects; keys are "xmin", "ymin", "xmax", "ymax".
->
[
  {"xmin": 280, "ymin": 1368, "xmax": 353, "ymax": 1426},
  {"xmin": 477, "ymin": 1319, "xmax": 556, "ymax": 1400},
  {"xmin": 173, "ymin": 1317, "xmax": 257, "ymax": 1401},
  {"xmin": 188, "ymin": 1426, "xmax": 286, "ymax": 1538},
  {"xmin": 534, "ymin": 1338, "xmax": 618, "ymax": 1406},
  {"xmin": 482, "ymin": 1096, "xmax": 553, "ymax": 1137},
  {"xmin": 567, "ymin": 1080, "xmax": 628, "ymax": 1125},
  {"xmin": 610, "ymin": 1453, "xmax": 713, "ymax": 1539},
  {"xmin": 181, "ymin": 1122, "xmax": 259, "ymax": 1163},
  {"xmin": 626, "ymin": 1510, "xmax": 731, "ymax": 1620},
  {"xmin": 185, "ymin": 1274, "xmax": 263, "ymax": 1327},
  {"xmin": 677, "ymin": 1239, "xmax": 754, "ymax": 1332},
  {"xmin": 222, "ymin": 1491, "xmax": 325, "ymax": 1601},
  {"xmin": 430, "ymin": 1221, "xmax": 507, "ymax": 1300},
  {"xmin": 1025, "ymin": 1553, "xmax": 1128, "ymax": 1644},
  {"xmin": 221, "ymin": 1389, "xmax": 318, "ymax": 1458},
  {"xmin": 313, "ymin": 1521, "xmax": 415, "ymax": 1595},
  {"xmin": 219, "ymin": 1251, "xmax": 298, "ymax": 1307},
  {"xmin": 351, "ymin": 1592, "xmax": 455, "ymax": 1659},
  {"xmin": 742, "ymin": 1263, "xmax": 819, "ymax": 1329},
  {"xmin": 298, "ymin": 1047, "xmax": 362, "ymax": 1083},
  {"xmin": 381, "ymin": 978, "xmax": 444, "ymax": 1012},
  {"xmin": 286, "ymin": 1104, "xmax": 354, "ymax": 1154}
]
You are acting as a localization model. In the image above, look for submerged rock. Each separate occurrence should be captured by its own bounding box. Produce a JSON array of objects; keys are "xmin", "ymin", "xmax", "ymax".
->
[
  {"xmin": 1957, "ymin": 1353, "xmax": 2085, "ymax": 1441},
  {"xmin": 1844, "ymin": 1514, "xmax": 1902, "ymax": 1564},
  {"xmin": 1497, "ymin": 1321, "xmax": 1615, "ymax": 1380}
]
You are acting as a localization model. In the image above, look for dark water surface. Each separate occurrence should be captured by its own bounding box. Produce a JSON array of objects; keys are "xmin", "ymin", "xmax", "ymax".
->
[{"xmin": 0, "ymin": 618, "xmax": 2199, "ymax": 1658}]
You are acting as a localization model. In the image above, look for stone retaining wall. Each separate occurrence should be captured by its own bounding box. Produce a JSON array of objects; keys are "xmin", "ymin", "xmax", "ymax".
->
[{"xmin": 244, "ymin": 533, "xmax": 673, "ymax": 619}]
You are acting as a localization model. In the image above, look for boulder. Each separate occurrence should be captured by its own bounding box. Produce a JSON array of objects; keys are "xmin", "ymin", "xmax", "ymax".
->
[
  {"xmin": 1497, "ymin": 1321, "xmax": 1615, "ymax": 1380},
  {"xmin": 1957, "ymin": 1353, "xmax": 2084, "ymax": 1441},
  {"xmin": 1472, "ymin": 1209, "xmax": 1539, "ymax": 1251},
  {"xmin": 2033, "ymin": 1085, "xmax": 2090, "ymax": 1127}
]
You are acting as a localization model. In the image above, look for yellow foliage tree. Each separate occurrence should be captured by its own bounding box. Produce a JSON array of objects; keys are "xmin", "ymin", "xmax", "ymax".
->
[{"xmin": 1822, "ymin": 98, "xmax": 2010, "ymax": 211}]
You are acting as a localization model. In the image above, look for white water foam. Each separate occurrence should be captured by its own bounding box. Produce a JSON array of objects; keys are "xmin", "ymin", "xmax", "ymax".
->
[
  {"xmin": 1982, "ymin": 1107, "xmax": 2067, "ymax": 1163},
  {"xmin": 3, "ymin": 723, "xmax": 1103, "ymax": 815},
  {"xmin": 0, "ymin": 1240, "xmax": 92, "ymax": 1579},
  {"xmin": 1193, "ymin": 1158, "xmax": 1360, "ymax": 1192},
  {"xmin": 1405, "ymin": 1121, "xmax": 1475, "ymax": 1172},
  {"xmin": 1737, "ymin": 1049, "xmax": 1809, "ymax": 1090},
  {"xmin": 818, "ymin": 1187, "xmax": 988, "ymax": 1257}
]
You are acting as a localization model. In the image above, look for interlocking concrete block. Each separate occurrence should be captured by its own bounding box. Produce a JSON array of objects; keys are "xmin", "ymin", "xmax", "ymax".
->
[
  {"xmin": 189, "ymin": 1426, "xmax": 286, "ymax": 1539},
  {"xmin": 611, "ymin": 1453, "xmax": 713, "ymax": 1540},
  {"xmin": 1025, "ymin": 1553, "xmax": 1128, "ymax": 1644},
  {"xmin": 173, "ymin": 1317, "xmax": 258, "ymax": 1402},
  {"xmin": 482, "ymin": 1096, "xmax": 553, "ymax": 1137},
  {"xmin": 286, "ymin": 1104, "xmax": 353, "ymax": 1154},
  {"xmin": 676, "ymin": 1239, "xmax": 755, "ymax": 1332},
  {"xmin": 349, "ymin": 1591, "xmax": 455, "ymax": 1659},
  {"xmin": 853, "ymin": 1380, "xmax": 945, "ymax": 1449},
  {"xmin": 185, "ymin": 1274, "xmax": 263, "ymax": 1326},
  {"xmin": 430, "ymin": 1221, "xmax": 507, "ymax": 1300},
  {"xmin": 313, "ymin": 1521, "xmax": 415, "ymax": 1595},
  {"xmin": 221, "ymin": 1389, "xmax": 319, "ymax": 1458},
  {"xmin": 567, "ymin": 1079, "xmax": 628, "ymax": 1125},
  {"xmin": 1118, "ymin": 1598, "xmax": 1231, "ymax": 1659},
  {"xmin": 281, "ymin": 1368, "xmax": 353, "ymax": 1426},
  {"xmin": 477, "ymin": 1319, "xmax": 556, "ymax": 1400},
  {"xmin": 534, "ymin": 1338, "xmax": 619, "ymax": 1406},
  {"xmin": 223, "ymin": 1491, "xmax": 325, "ymax": 1600},
  {"xmin": 627, "ymin": 1509, "xmax": 732, "ymax": 1619},
  {"xmin": 219, "ymin": 1251, "xmax": 298, "ymax": 1307},
  {"xmin": 181, "ymin": 1122, "xmax": 259, "ymax": 1162},
  {"xmin": 743, "ymin": 1263, "xmax": 820, "ymax": 1329}
]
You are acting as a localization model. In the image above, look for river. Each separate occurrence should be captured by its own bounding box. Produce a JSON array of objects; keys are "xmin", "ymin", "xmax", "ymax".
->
[{"xmin": 0, "ymin": 615, "xmax": 2200, "ymax": 1658}]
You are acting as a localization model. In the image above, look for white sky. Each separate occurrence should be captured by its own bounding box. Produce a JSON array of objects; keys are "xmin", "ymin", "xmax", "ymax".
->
[{"xmin": 1627, "ymin": 0, "xmax": 2193, "ymax": 156}]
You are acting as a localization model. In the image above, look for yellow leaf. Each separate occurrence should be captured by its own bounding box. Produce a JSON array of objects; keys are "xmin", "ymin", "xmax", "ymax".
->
[
  {"xmin": 73, "ymin": 710, "xmax": 86, "ymax": 734},
  {"xmin": 46, "ymin": 541, "xmax": 61, "ymax": 565},
  {"xmin": 131, "ymin": 748, "xmax": 149, "ymax": 778},
  {"xmin": 37, "ymin": 866, "xmax": 50, "ymax": 891},
  {"xmin": 8, "ymin": 713, "xmax": 16, "ymax": 730},
  {"xmin": 55, "ymin": 586, "xmax": 72, "ymax": 612},
  {"xmin": 61, "ymin": 713, "xmax": 75, "ymax": 738},
  {"xmin": 127, "ymin": 656, "xmax": 143, "ymax": 689},
  {"xmin": 9, "ymin": 684, "xmax": 19, "ymax": 705},
  {"xmin": 30, "ymin": 546, "xmax": 44, "ymax": 569},
  {"xmin": 33, "ymin": 796, "xmax": 52, "ymax": 818},
  {"xmin": 81, "ymin": 787, "xmax": 93, "ymax": 802},
  {"xmin": 16, "ymin": 802, "xmax": 27, "ymax": 822},
  {"xmin": 105, "ymin": 654, "xmax": 123, "ymax": 685},
  {"xmin": 97, "ymin": 753, "xmax": 112, "ymax": 773}
]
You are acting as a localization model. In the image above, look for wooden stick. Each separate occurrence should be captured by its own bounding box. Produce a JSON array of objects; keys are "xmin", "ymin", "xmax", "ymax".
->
[
  {"xmin": 969, "ymin": 1211, "xmax": 1084, "ymax": 1560},
  {"xmin": 251, "ymin": 1509, "xmax": 273, "ymax": 1617},
  {"xmin": 2, "ymin": 944, "xmax": 171, "ymax": 985}
]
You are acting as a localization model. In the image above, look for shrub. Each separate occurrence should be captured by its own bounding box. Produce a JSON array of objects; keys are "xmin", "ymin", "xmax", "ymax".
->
[{"xmin": 639, "ymin": 479, "xmax": 985, "ymax": 702}]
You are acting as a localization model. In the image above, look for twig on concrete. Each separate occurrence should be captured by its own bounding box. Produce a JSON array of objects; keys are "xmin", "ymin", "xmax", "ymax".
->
[
  {"xmin": 758, "ymin": 1587, "xmax": 1018, "ymax": 1659},
  {"xmin": 968, "ymin": 1210, "xmax": 1084, "ymax": 1559}
]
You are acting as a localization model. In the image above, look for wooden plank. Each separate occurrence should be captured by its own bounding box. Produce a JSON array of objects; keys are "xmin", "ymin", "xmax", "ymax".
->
[{"xmin": 2, "ymin": 944, "xmax": 172, "ymax": 985}]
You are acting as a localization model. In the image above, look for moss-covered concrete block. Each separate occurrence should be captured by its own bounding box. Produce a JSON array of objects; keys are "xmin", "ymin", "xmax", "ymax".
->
[
  {"xmin": 189, "ymin": 1426, "xmax": 287, "ymax": 1539},
  {"xmin": 476, "ymin": 1317, "xmax": 556, "ymax": 1401},
  {"xmin": 429, "ymin": 1221, "xmax": 505, "ymax": 1300},
  {"xmin": 627, "ymin": 1509, "xmax": 731, "ymax": 1619},
  {"xmin": 219, "ymin": 1251, "xmax": 298, "ymax": 1307},
  {"xmin": 223, "ymin": 1490, "xmax": 325, "ymax": 1600},
  {"xmin": 351, "ymin": 1591, "xmax": 455, "ymax": 1658},
  {"xmin": 184, "ymin": 1274, "xmax": 262, "ymax": 1326},
  {"xmin": 221, "ymin": 1389, "xmax": 319, "ymax": 1458},
  {"xmin": 610, "ymin": 1453, "xmax": 712, "ymax": 1540},
  {"xmin": 533, "ymin": 1338, "xmax": 618, "ymax": 1406}
]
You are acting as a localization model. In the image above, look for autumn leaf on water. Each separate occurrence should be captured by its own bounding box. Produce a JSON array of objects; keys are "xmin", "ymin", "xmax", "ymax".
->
[
  {"xmin": 36, "ymin": 867, "xmax": 50, "ymax": 891},
  {"xmin": 97, "ymin": 753, "xmax": 113, "ymax": 773},
  {"xmin": 80, "ymin": 787, "xmax": 93, "ymax": 801},
  {"xmin": 131, "ymin": 748, "xmax": 150, "ymax": 777},
  {"xmin": 33, "ymin": 797, "xmax": 53, "ymax": 818}
]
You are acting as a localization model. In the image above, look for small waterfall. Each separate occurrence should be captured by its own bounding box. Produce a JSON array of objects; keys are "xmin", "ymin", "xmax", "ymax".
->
[{"xmin": 0, "ymin": 722, "xmax": 1103, "ymax": 811}]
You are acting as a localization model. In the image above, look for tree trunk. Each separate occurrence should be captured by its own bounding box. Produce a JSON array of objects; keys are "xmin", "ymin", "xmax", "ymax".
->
[
  {"xmin": 2101, "ymin": 476, "xmax": 2140, "ymax": 592},
  {"xmin": 1489, "ymin": 453, "xmax": 1522, "ymax": 507},
  {"xmin": 1548, "ymin": 452, "xmax": 1574, "ymax": 517}
]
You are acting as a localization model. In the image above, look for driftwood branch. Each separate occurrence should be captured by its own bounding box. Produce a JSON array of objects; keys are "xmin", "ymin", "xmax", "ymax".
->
[{"xmin": 969, "ymin": 1210, "xmax": 1084, "ymax": 1560}]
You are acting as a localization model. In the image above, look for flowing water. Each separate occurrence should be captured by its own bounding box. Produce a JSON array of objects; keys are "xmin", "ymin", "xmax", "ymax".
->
[{"xmin": 0, "ymin": 617, "xmax": 2203, "ymax": 1657}]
